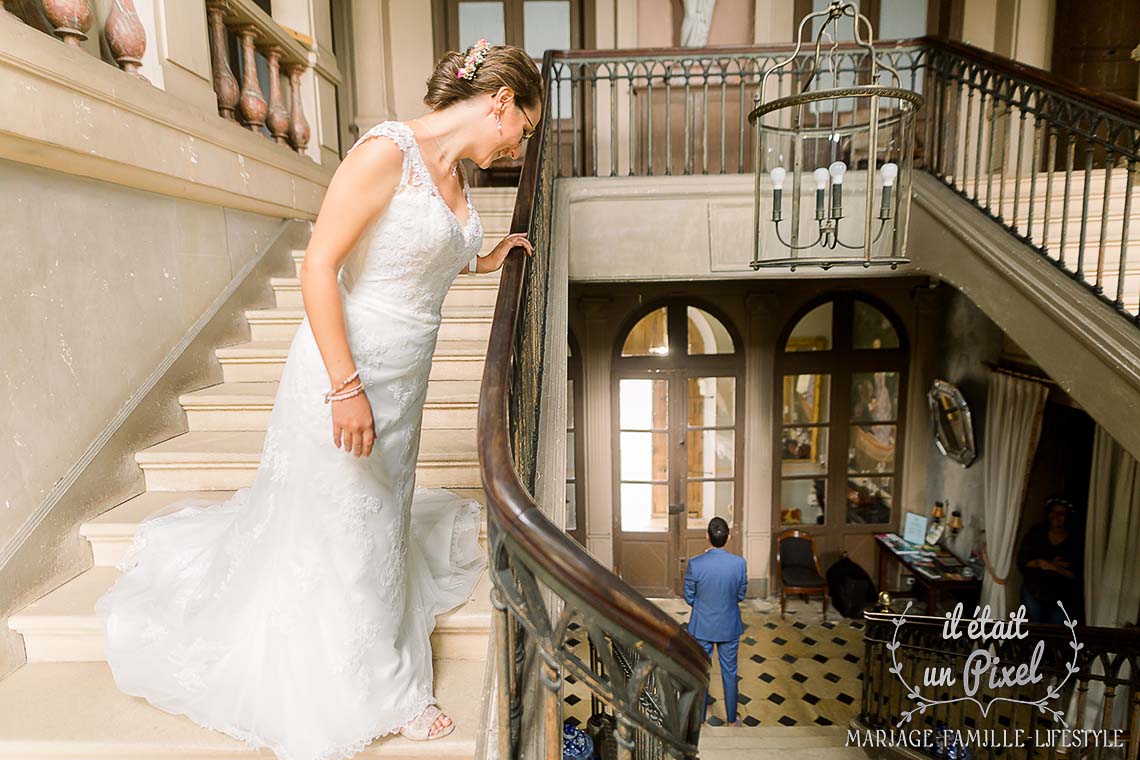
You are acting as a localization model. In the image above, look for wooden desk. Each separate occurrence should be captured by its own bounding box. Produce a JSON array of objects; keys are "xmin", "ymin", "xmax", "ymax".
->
[{"xmin": 875, "ymin": 533, "xmax": 981, "ymax": 614}]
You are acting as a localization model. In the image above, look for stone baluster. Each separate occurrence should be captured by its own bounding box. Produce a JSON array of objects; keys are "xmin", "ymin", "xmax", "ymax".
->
[
  {"xmin": 236, "ymin": 26, "xmax": 267, "ymax": 132},
  {"xmin": 287, "ymin": 63, "xmax": 310, "ymax": 154},
  {"xmin": 265, "ymin": 47, "xmax": 290, "ymax": 145},
  {"xmin": 206, "ymin": 0, "xmax": 239, "ymax": 120},
  {"xmin": 104, "ymin": 0, "xmax": 148, "ymax": 82},
  {"xmin": 41, "ymin": 0, "xmax": 93, "ymax": 47}
]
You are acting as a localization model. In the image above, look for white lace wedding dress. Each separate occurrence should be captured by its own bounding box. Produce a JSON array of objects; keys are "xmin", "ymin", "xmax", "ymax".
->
[{"xmin": 95, "ymin": 121, "xmax": 487, "ymax": 760}]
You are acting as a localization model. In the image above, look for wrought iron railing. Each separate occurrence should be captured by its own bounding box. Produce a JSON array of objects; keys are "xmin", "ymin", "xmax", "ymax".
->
[
  {"xmin": 858, "ymin": 608, "xmax": 1140, "ymax": 760},
  {"xmin": 479, "ymin": 50, "xmax": 710, "ymax": 760},
  {"xmin": 922, "ymin": 38, "xmax": 1140, "ymax": 323},
  {"xmin": 544, "ymin": 42, "xmax": 928, "ymax": 178}
]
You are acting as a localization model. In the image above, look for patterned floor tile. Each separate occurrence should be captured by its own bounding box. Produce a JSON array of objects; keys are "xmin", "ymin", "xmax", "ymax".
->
[{"xmin": 560, "ymin": 597, "xmax": 865, "ymax": 728}]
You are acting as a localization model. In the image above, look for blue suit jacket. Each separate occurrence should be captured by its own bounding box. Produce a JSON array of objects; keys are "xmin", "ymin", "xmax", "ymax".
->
[{"xmin": 683, "ymin": 548, "xmax": 748, "ymax": 642}]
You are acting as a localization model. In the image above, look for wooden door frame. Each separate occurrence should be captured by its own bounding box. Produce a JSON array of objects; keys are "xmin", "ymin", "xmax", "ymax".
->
[
  {"xmin": 770, "ymin": 292, "xmax": 909, "ymax": 586},
  {"xmin": 567, "ymin": 329, "xmax": 587, "ymax": 546},
  {"xmin": 611, "ymin": 299, "xmax": 745, "ymax": 597}
]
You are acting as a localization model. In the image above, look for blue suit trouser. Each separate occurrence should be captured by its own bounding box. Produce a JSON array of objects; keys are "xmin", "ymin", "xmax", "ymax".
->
[{"xmin": 697, "ymin": 638, "xmax": 740, "ymax": 723}]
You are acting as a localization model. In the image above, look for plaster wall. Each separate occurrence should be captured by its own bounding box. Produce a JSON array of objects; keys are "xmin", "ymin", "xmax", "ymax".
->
[
  {"xmin": 1, "ymin": 159, "xmax": 283, "ymax": 551},
  {"xmin": 0, "ymin": 158, "xmax": 295, "ymax": 677},
  {"xmin": 920, "ymin": 292, "xmax": 1005, "ymax": 565},
  {"xmin": 558, "ymin": 175, "xmax": 913, "ymax": 282}
]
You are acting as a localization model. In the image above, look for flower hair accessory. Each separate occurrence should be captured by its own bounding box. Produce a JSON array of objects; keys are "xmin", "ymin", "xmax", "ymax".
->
[{"xmin": 457, "ymin": 38, "xmax": 491, "ymax": 80}]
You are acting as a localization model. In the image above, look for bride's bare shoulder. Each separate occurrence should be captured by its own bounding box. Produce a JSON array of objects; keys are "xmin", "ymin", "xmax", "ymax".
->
[{"xmin": 330, "ymin": 128, "xmax": 405, "ymax": 201}]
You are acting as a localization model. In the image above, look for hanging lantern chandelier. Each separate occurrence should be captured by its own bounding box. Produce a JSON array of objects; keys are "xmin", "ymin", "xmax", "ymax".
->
[{"xmin": 749, "ymin": 1, "xmax": 923, "ymax": 271}]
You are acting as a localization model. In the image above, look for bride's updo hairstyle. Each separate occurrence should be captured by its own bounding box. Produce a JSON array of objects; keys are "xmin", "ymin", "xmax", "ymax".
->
[{"xmin": 424, "ymin": 43, "xmax": 542, "ymax": 112}]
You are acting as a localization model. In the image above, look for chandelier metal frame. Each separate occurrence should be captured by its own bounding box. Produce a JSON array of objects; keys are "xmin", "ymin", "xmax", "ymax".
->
[{"xmin": 748, "ymin": 1, "xmax": 924, "ymax": 271}]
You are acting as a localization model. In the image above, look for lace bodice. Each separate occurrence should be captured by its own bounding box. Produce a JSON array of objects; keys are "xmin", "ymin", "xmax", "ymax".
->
[{"xmin": 337, "ymin": 121, "xmax": 484, "ymax": 322}]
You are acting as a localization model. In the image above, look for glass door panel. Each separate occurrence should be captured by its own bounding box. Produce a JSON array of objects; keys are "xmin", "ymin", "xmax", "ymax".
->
[
  {"xmin": 457, "ymin": 1, "xmax": 506, "ymax": 47},
  {"xmin": 780, "ymin": 373, "xmax": 830, "ymax": 527},
  {"xmin": 618, "ymin": 379, "xmax": 669, "ymax": 532},
  {"xmin": 685, "ymin": 375, "xmax": 736, "ymax": 532}
]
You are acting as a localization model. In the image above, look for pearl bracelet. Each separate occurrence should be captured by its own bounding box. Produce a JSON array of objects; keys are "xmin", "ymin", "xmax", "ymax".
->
[
  {"xmin": 324, "ymin": 385, "xmax": 364, "ymax": 404},
  {"xmin": 323, "ymin": 369, "xmax": 361, "ymax": 403}
]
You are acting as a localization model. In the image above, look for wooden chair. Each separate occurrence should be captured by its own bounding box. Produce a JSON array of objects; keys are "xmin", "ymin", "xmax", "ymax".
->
[{"xmin": 775, "ymin": 529, "xmax": 829, "ymax": 622}]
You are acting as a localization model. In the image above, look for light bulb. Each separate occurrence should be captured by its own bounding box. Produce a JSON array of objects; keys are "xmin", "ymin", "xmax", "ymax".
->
[
  {"xmin": 769, "ymin": 167, "xmax": 786, "ymax": 191},
  {"xmin": 879, "ymin": 162, "xmax": 898, "ymax": 220},
  {"xmin": 813, "ymin": 168, "xmax": 829, "ymax": 190},
  {"xmin": 828, "ymin": 161, "xmax": 847, "ymax": 185},
  {"xmin": 880, "ymin": 162, "xmax": 899, "ymax": 187}
]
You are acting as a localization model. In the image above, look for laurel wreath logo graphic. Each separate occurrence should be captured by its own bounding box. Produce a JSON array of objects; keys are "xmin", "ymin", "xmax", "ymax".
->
[{"xmin": 887, "ymin": 601, "xmax": 1082, "ymax": 728}]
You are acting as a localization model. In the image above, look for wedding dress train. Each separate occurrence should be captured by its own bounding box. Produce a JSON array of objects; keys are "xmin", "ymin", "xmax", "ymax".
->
[{"xmin": 96, "ymin": 121, "xmax": 487, "ymax": 760}]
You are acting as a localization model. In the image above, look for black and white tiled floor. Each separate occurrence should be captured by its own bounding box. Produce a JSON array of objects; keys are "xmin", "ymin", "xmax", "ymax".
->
[{"xmin": 562, "ymin": 597, "xmax": 865, "ymax": 729}]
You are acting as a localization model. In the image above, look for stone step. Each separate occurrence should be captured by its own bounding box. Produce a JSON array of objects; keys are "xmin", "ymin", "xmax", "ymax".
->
[
  {"xmin": 216, "ymin": 339, "xmax": 487, "ymax": 383},
  {"xmin": 179, "ymin": 380, "xmax": 479, "ymax": 431},
  {"xmin": 79, "ymin": 488, "xmax": 487, "ymax": 568},
  {"xmin": 269, "ymin": 275, "xmax": 500, "ymax": 310},
  {"xmin": 244, "ymin": 306, "xmax": 492, "ymax": 343},
  {"xmin": 9, "ymin": 568, "xmax": 492, "ymax": 663},
  {"xmin": 135, "ymin": 430, "xmax": 479, "ymax": 491},
  {"xmin": 0, "ymin": 659, "xmax": 482, "ymax": 758}
]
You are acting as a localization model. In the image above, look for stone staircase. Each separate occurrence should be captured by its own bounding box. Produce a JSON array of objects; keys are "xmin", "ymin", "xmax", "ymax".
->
[{"xmin": 0, "ymin": 187, "xmax": 517, "ymax": 758}]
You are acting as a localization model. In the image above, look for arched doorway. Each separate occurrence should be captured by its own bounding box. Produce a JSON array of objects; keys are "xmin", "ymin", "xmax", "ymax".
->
[
  {"xmin": 775, "ymin": 293, "xmax": 909, "ymax": 573},
  {"xmin": 612, "ymin": 300, "xmax": 743, "ymax": 596}
]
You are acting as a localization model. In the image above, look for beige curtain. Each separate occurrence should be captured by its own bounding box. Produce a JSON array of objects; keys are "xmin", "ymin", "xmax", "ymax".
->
[
  {"xmin": 1075, "ymin": 426, "xmax": 1140, "ymax": 733},
  {"xmin": 981, "ymin": 373, "xmax": 1048, "ymax": 617},
  {"xmin": 1085, "ymin": 426, "xmax": 1140, "ymax": 628}
]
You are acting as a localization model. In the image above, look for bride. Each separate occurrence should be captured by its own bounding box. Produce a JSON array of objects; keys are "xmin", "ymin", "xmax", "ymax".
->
[{"xmin": 95, "ymin": 41, "xmax": 541, "ymax": 760}]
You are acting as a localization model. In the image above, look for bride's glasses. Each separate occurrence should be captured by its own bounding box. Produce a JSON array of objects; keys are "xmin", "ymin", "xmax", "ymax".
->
[{"xmin": 517, "ymin": 105, "xmax": 536, "ymax": 143}]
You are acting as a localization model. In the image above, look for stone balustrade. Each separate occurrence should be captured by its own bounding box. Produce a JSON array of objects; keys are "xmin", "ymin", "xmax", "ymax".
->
[
  {"xmin": 4, "ymin": 0, "xmax": 149, "ymax": 81},
  {"xmin": 205, "ymin": 0, "xmax": 312, "ymax": 154},
  {"xmin": 3, "ymin": 0, "xmax": 313, "ymax": 156}
]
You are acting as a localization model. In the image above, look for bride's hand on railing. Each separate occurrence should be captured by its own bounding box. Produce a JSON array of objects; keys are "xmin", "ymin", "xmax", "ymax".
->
[
  {"xmin": 331, "ymin": 384, "xmax": 375, "ymax": 458},
  {"xmin": 484, "ymin": 232, "xmax": 533, "ymax": 271}
]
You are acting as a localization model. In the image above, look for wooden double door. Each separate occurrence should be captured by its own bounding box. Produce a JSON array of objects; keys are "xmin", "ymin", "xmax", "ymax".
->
[{"xmin": 612, "ymin": 304, "xmax": 742, "ymax": 597}]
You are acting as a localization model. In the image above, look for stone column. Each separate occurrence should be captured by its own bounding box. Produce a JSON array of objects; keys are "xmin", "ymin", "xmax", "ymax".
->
[
  {"xmin": 287, "ymin": 63, "xmax": 312, "ymax": 154},
  {"xmin": 265, "ymin": 47, "xmax": 291, "ymax": 144},
  {"xmin": 104, "ymin": 0, "xmax": 149, "ymax": 81},
  {"xmin": 237, "ymin": 26, "xmax": 268, "ymax": 131},
  {"xmin": 206, "ymin": 1, "xmax": 239, "ymax": 120},
  {"xmin": 42, "ymin": 0, "xmax": 93, "ymax": 47},
  {"xmin": 581, "ymin": 297, "xmax": 615, "ymax": 568},
  {"xmin": 743, "ymin": 292, "xmax": 776, "ymax": 595}
]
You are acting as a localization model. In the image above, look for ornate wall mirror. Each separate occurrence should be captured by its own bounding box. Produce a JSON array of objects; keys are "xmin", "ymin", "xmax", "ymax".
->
[{"xmin": 927, "ymin": 380, "xmax": 976, "ymax": 467}]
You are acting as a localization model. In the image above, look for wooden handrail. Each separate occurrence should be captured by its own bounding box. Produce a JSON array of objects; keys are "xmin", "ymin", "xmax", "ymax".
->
[{"xmin": 477, "ymin": 50, "xmax": 710, "ymax": 686}]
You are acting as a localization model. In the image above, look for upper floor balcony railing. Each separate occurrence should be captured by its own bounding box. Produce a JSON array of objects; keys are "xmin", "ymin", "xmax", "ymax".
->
[{"xmin": 204, "ymin": 0, "xmax": 311, "ymax": 153}]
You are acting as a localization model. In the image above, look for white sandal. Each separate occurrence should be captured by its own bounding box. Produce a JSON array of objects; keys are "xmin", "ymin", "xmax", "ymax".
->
[{"xmin": 400, "ymin": 704, "xmax": 455, "ymax": 741}]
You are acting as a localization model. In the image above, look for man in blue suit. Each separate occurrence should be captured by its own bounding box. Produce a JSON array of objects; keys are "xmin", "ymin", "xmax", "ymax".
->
[{"xmin": 684, "ymin": 517, "xmax": 748, "ymax": 726}]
